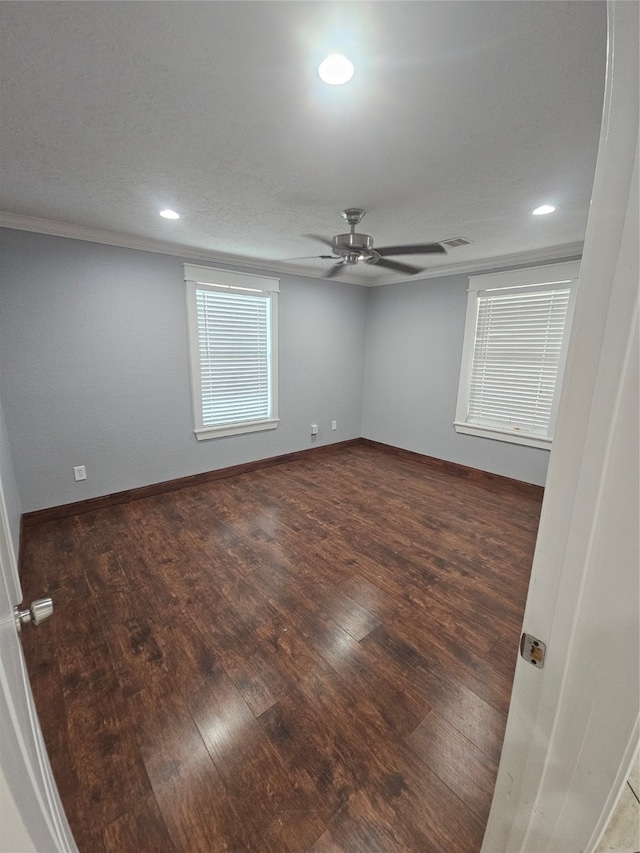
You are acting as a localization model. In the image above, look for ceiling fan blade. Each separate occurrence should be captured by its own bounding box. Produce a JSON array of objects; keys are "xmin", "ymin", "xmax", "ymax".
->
[
  {"xmin": 303, "ymin": 233, "xmax": 335, "ymax": 249},
  {"xmin": 369, "ymin": 257, "xmax": 425, "ymax": 275},
  {"xmin": 284, "ymin": 255, "xmax": 335, "ymax": 260},
  {"xmin": 324, "ymin": 262, "xmax": 345, "ymax": 278},
  {"xmin": 375, "ymin": 243, "xmax": 446, "ymax": 256}
]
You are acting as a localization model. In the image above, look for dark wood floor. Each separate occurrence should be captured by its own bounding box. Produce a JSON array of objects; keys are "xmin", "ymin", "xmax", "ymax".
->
[{"xmin": 20, "ymin": 444, "xmax": 542, "ymax": 852}]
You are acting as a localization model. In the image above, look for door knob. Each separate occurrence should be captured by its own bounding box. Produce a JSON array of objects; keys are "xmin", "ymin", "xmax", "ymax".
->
[{"xmin": 14, "ymin": 597, "xmax": 54, "ymax": 633}]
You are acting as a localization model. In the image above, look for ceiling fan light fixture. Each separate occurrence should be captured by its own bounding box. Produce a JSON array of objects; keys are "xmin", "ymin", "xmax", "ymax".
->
[
  {"xmin": 159, "ymin": 209, "xmax": 180, "ymax": 219},
  {"xmin": 532, "ymin": 204, "xmax": 556, "ymax": 216},
  {"xmin": 318, "ymin": 54, "xmax": 354, "ymax": 85}
]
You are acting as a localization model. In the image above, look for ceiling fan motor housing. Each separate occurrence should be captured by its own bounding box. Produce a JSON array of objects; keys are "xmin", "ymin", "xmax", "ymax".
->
[
  {"xmin": 332, "ymin": 233, "xmax": 374, "ymax": 255},
  {"xmin": 333, "ymin": 208, "xmax": 373, "ymax": 260},
  {"xmin": 316, "ymin": 207, "xmax": 443, "ymax": 276}
]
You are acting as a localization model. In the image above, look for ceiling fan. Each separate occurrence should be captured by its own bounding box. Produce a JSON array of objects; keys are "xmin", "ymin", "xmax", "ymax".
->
[{"xmin": 295, "ymin": 208, "xmax": 447, "ymax": 278}]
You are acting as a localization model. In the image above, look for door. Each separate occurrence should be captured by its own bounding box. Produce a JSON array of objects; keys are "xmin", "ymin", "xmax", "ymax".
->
[
  {"xmin": 482, "ymin": 2, "xmax": 639, "ymax": 850},
  {"xmin": 0, "ymin": 471, "xmax": 77, "ymax": 852}
]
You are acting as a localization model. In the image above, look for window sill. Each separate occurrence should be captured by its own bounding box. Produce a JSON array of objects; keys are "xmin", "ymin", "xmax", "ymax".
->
[
  {"xmin": 453, "ymin": 421, "xmax": 552, "ymax": 450},
  {"xmin": 195, "ymin": 419, "xmax": 279, "ymax": 441}
]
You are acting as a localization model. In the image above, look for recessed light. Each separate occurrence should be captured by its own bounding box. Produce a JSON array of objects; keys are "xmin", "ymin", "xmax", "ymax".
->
[
  {"xmin": 160, "ymin": 209, "xmax": 180, "ymax": 219},
  {"xmin": 532, "ymin": 205, "xmax": 556, "ymax": 216},
  {"xmin": 318, "ymin": 54, "xmax": 355, "ymax": 85}
]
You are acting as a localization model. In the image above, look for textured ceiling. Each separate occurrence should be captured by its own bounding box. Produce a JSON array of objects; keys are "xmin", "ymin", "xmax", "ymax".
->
[{"xmin": 0, "ymin": 1, "xmax": 606, "ymax": 284}]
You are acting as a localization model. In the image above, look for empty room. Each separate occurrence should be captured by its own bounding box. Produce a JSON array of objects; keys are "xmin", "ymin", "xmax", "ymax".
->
[{"xmin": 0, "ymin": 2, "xmax": 637, "ymax": 852}]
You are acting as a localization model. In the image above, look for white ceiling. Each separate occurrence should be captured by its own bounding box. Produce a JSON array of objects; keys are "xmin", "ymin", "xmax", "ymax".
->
[{"xmin": 0, "ymin": 1, "xmax": 606, "ymax": 285}]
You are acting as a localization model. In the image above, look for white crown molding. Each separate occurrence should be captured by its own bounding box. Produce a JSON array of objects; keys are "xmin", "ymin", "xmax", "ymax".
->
[
  {"xmin": 0, "ymin": 211, "xmax": 367, "ymax": 286},
  {"xmin": 0, "ymin": 211, "xmax": 582, "ymax": 288}
]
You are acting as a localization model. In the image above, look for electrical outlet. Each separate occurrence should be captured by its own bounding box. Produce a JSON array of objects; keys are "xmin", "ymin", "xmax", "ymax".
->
[
  {"xmin": 311, "ymin": 424, "xmax": 319, "ymax": 436},
  {"xmin": 73, "ymin": 465, "xmax": 87, "ymax": 481},
  {"xmin": 331, "ymin": 420, "xmax": 337, "ymax": 431}
]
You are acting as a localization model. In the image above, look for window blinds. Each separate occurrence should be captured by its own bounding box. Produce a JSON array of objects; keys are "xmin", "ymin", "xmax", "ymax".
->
[
  {"xmin": 195, "ymin": 287, "xmax": 271, "ymax": 427},
  {"xmin": 467, "ymin": 286, "xmax": 571, "ymax": 436}
]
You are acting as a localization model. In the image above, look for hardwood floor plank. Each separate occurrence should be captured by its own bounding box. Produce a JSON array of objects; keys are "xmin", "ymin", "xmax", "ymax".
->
[
  {"xmin": 482, "ymin": 627, "xmax": 522, "ymax": 680},
  {"xmin": 133, "ymin": 676, "xmax": 240, "ymax": 853},
  {"xmin": 62, "ymin": 670, "xmax": 152, "ymax": 829},
  {"xmin": 84, "ymin": 551, "xmax": 168, "ymax": 696},
  {"xmin": 327, "ymin": 788, "xmax": 422, "ymax": 853},
  {"xmin": 20, "ymin": 444, "xmax": 542, "ymax": 851},
  {"xmin": 100, "ymin": 794, "xmax": 176, "ymax": 852},
  {"xmin": 152, "ymin": 616, "xmax": 221, "ymax": 693},
  {"xmin": 253, "ymin": 610, "xmax": 338, "ymax": 697},
  {"xmin": 338, "ymin": 574, "xmax": 396, "ymax": 621},
  {"xmin": 20, "ymin": 517, "xmax": 85, "ymax": 595},
  {"xmin": 296, "ymin": 669, "xmax": 485, "ymax": 852},
  {"xmin": 361, "ymin": 586, "xmax": 515, "ymax": 715},
  {"xmin": 18, "ymin": 623, "xmax": 91, "ymax": 843},
  {"xmin": 387, "ymin": 758, "xmax": 486, "ymax": 853},
  {"xmin": 151, "ymin": 765, "xmax": 241, "ymax": 853},
  {"xmin": 307, "ymin": 829, "xmax": 345, "ymax": 853},
  {"xmin": 364, "ymin": 625, "xmax": 507, "ymax": 763},
  {"xmin": 191, "ymin": 676, "xmax": 325, "ymax": 851},
  {"xmin": 314, "ymin": 586, "xmax": 381, "ymax": 642},
  {"xmin": 407, "ymin": 709, "xmax": 499, "ymax": 822},
  {"xmin": 259, "ymin": 688, "xmax": 363, "ymax": 825}
]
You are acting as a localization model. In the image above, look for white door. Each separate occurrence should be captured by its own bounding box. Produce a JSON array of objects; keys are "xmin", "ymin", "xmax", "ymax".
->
[
  {"xmin": 482, "ymin": 2, "xmax": 639, "ymax": 851},
  {"xmin": 0, "ymin": 472, "xmax": 77, "ymax": 852}
]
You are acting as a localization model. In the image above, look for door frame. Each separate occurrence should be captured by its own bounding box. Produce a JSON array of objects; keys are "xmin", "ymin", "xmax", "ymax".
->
[
  {"xmin": 0, "ymin": 470, "xmax": 77, "ymax": 852},
  {"xmin": 482, "ymin": 2, "xmax": 639, "ymax": 850}
]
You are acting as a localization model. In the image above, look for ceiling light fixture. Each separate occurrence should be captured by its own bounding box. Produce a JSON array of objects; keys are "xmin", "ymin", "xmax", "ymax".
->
[
  {"xmin": 318, "ymin": 54, "xmax": 354, "ymax": 85},
  {"xmin": 160, "ymin": 209, "xmax": 180, "ymax": 219},
  {"xmin": 532, "ymin": 204, "xmax": 556, "ymax": 216}
]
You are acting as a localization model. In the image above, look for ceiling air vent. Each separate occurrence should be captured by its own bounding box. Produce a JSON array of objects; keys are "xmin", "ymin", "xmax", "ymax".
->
[{"xmin": 441, "ymin": 237, "xmax": 473, "ymax": 248}]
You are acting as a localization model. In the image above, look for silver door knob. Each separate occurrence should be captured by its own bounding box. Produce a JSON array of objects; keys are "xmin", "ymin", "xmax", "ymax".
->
[{"xmin": 14, "ymin": 597, "xmax": 54, "ymax": 632}]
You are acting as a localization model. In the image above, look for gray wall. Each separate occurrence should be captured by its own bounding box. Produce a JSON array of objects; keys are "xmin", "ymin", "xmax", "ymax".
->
[
  {"xmin": 0, "ymin": 226, "xmax": 567, "ymax": 521},
  {"xmin": 0, "ymin": 229, "xmax": 367, "ymax": 512},
  {"xmin": 362, "ymin": 273, "xmax": 551, "ymax": 486},
  {"xmin": 0, "ymin": 387, "xmax": 22, "ymax": 557}
]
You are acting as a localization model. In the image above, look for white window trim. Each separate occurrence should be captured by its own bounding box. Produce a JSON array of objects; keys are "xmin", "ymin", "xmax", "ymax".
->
[
  {"xmin": 184, "ymin": 264, "xmax": 279, "ymax": 441},
  {"xmin": 454, "ymin": 261, "xmax": 580, "ymax": 450}
]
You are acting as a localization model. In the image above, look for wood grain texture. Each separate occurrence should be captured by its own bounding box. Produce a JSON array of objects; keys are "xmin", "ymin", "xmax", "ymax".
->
[
  {"xmin": 20, "ymin": 443, "xmax": 542, "ymax": 851},
  {"xmin": 100, "ymin": 795, "xmax": 176, "ymax": 853},
  {"xmin": 308, "ymin": 830, "xmax": 346, "ymax": 853},
  {"xmin": 407, "ymin": 710, "xmax": 499, "ymax": 821}
]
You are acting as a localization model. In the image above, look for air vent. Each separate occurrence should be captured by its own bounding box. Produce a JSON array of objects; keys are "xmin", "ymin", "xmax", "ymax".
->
[{"xmin": 441, "ymin": 237, "xmax": 473, "ymax": 248}]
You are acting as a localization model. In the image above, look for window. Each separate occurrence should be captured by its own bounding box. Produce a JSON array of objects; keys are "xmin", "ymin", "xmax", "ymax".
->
[
  {"xmin": 184, "ymin": 264, "xmax": 279, "ymax": 440},
  {"xmin": 454, "ymin": 261, "xmax": 579, "ymax": 449}
]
